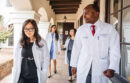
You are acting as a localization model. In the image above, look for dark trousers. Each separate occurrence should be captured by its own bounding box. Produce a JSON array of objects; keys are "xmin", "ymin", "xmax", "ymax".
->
[
  {"xmin": 86, "ymin": 67, "xmax": 92, "ymax": 83},
  {"xmin": 68, "ymin": 64, "xmax": 72, "ymax": 76},
  {"xmin": 67, "ymin": 50, "xmax": 72, "ymax": 76},
  {"xmin": 18, "ymin": 76, "xmax": 38, "ymax": 83}
]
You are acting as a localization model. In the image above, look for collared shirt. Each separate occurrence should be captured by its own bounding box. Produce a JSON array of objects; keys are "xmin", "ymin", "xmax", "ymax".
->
[{"xmin": 87, "ymin": 20, "xmax": 100, "ymax": 33}]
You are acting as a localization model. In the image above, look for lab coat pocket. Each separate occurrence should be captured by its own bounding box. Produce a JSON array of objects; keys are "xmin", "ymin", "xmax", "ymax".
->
[
  {"xmin": 12, "ymin": 67, "xmax": 17, "ymax": 83},
  {"xmin": 99, "ymin": 34, "xmax": 109, "ymax": 59},
  {"xmin": 81, "ymin": 36, "xmax": 89, "ymax": 45},
  {"xmin": 38, "ymin": 69, "xmax": 47, "ymax": 83}
]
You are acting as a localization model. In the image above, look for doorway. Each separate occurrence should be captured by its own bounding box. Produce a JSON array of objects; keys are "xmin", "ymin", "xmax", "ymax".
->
[{"xmin": 57, "ymin": 22, "xmax": 74, "ymax": 45}]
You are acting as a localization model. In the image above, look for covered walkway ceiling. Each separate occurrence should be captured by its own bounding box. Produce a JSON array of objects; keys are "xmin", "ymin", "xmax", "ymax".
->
[{"xmin": 49, "ymin": 0, "xmax": 81, "ymax": 14}]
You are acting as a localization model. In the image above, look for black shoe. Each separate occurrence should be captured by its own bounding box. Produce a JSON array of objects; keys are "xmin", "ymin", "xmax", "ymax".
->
[
  {"xmin": 54, "ymin": 71, "xmax": 57, "ymax": 74},
  {"xmin": 68, "ymin": 79, "xmax": 73, "ymax": 82},
  {"xmin": 48, "ymin": 75, "xmax": 52, "ymax": 78}
]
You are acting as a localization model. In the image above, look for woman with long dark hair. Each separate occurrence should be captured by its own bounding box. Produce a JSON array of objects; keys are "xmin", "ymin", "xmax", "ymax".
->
[
  {"xmin": 46, "ymin": 25, "xmax": 60, "ymax": 78},
  {"xmin": 61, "ymin": 28, "xmax": 76, "ymax": 82},
  {"xmin": 12, "ymin": 19, "xmax": 50, "ymax": 83}
]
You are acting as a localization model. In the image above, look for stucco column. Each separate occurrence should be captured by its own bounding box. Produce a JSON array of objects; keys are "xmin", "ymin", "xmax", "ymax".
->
[
  {"xmin": 9, "ymin": 10, "xmax": 40, "ymax": 47},
  {"xmin": 38, "ymin": 21, "xmax": 50, "ymax": 39},
  {"xmin": 100, "ymin": 0, "xmax": 106, "ymax": 22}
]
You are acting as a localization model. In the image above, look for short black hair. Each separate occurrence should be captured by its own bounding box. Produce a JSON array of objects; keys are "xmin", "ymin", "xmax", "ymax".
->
[
  {"xmin": 68, "ymin": 28, "xmax": 77, "ymax": 38},
  {"xmin": 85, "ymin": 1, "xmax": 100, "ymax": 12}
]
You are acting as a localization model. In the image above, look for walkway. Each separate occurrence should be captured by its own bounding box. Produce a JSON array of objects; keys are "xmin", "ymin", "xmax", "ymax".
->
[{"xmin": 0, "ymin": 51, "xmax": 76, "ymax": 83}]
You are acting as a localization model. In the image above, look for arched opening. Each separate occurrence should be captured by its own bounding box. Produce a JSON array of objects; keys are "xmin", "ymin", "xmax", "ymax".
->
[{"xmin": 38, "ymin": 7, "xmax": 48, "ymax": 22}]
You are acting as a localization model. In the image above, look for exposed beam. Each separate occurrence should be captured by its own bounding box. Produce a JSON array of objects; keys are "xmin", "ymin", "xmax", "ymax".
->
[
  {"xmin": 49, "ymin": 0, "xmax": 81, "ymax": 14},
  {"xmin": 54, "ymin": 9, "xmax": 77, "ymax": 11},
  {"xmin": 52, "ymin": 5, "xmax": 79, "ymax": 9},
  {"xmin": 53, "ymin": 7, "xmax": 78, "ymax": 10},
  {"xmin": 55, "ymin": 10, "xmax": 77, "ymax": 13},
  {"xmin": 51, "ymin": 4, "xmax": 79, "ymax": 6},
  {"xmin": 55, "ymin": 12, "xmax": 76, "ymax": 14},
  {"xmin": 50, "ymin": 0, "xmax": 81, "ymax": 3},
  {"xmin": 50, "ymin": 2, "xmax": 80, "ymax": 6},
  {"xmin": 50, "ymin": 0, "xmax": 81, "ymax": 1}
]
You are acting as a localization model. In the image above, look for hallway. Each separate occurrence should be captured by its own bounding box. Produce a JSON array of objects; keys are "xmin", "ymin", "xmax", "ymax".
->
[
  {"xmin": 0, "ymin": 51, "xmax": 76, "ymax": 83},
  {"xmin": 0, "ymin": 0, "xmax": 130, "ymax": 82}
]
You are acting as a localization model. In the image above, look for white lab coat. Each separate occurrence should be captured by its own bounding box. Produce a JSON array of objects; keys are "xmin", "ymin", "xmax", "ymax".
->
[
  {"xmin": 70, "ymin": 20, "xmax": 121, "ymax": 83},
  {"xmin": 64, "ymin": 38, "xmax": 70, "ymax": 64},
  {"xmin": 46, "ymin": 32, "xmax": 61, "ymax": 59},
  {"xmin": 12, "ymin": 39, "xmax": 50, "ymax": 83}
]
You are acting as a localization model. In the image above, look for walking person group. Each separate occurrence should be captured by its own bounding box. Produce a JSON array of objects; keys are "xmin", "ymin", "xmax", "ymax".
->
[
  {"xmin": 70, "ymin": 2, "xmax": 120, "ymax": 83},
  {"xmin": 61, "ymin": 28, "xmax": 76, "ymax": 82},
  {"xmin": 12, "ymin": 1, "xmax": 120, "ymax": 83},
  {"xmin": 12, "ymin": 19, "xmax": 50, "ymax": 83},
  {"xmin": 45, "ymin": 25, "xmax": 61, "ymax": 78}
]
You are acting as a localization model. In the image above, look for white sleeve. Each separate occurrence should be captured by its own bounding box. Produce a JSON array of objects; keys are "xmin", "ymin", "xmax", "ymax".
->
[
  {"xmin": 70, "ymin": 29, "xmax": 82, "ymax": 67},
  {"xmin": 108, "ymin": 27, "xmax": 121, "ymax": 73},
  {"xmin": 42, "ymin": 40, "xmax": 50, "ymax": 73},
  {"xmin": 12, "ymin": 42, "xmax": 20, "ymax": 83},
  {"xmin": 64, "ymin": 38, "xmax": 69, "ymax": 48},
  {"xmin": 58, "ymin": 40, "xmax": 61, "ymax": 52},
  {"xmin": 45, "ymin": 33, "xmax": 49, "ymax": 42},
  {"xmin": 12, "ymin": 41, "xmax": 20, "ymax": 69}
]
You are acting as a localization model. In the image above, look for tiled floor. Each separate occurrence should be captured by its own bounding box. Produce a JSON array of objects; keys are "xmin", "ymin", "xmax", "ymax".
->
[
  {"xmin": 0, "ymin": 49, "xmax": 130, "ymax": 83},
  {"xmin": 0, "ymin": 48, "xmax": 13, "ymax": 64},
  {"xmin": 0, "ymin": 51, "xmax": 76, "ymax": 83}
]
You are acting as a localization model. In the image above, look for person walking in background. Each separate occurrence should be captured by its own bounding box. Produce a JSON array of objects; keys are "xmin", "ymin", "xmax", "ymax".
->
[
  {"xmin": 70, "ymin": 1, "xmax": 121, "ymax": 83},
  {"xmin": 12, "ymin": 19, "xmax": 50, "ymax": 83},
  {"xmin": 46, "ymin": 25, "xmax": 61, "ymax": 78},
  {"xmin": 61, "ymin": 28, "xmax": 76, "ymax": 82}
]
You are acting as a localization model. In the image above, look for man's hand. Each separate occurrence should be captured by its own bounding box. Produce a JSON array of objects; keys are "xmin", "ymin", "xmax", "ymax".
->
[
  {"xmin": 103, "ymin": 69, "xmax": 115, "ymax": 78},
  {"xmin": 71, "ymin": 67, "xmax": 77, "ymax": 75},
  {"xmin": 61, "ymin": 45, "xmax": 64, "ymax": 48},
  {"xmin": 58, "ymin": 52, "xmax": 60, "ymax": 55}
]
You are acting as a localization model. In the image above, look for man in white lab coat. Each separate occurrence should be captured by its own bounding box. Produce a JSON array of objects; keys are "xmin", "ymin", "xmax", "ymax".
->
[{"xmin": 70, "ymin": 2, "xmax": 121, "ymax": 83}]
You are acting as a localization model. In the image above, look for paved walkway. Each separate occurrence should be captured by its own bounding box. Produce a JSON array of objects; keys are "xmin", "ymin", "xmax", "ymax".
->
[
  {"xmin": 0, "ymin": 48, "xmax": 13, "ymax": 64},
  {"xmin": 0, "ymin": 51, "xmax": 76, "ymax": 83}
]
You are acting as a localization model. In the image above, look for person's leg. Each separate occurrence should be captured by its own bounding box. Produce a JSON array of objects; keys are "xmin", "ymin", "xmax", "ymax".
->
[
  {"xmin": 68, "ymin": 64, "xmax": 72, "ymax": 76},
  {"xmin": 53, "ymin": 59, "xmax": 57, "ymax": 73},
  {"xmin": 18, "ymin": 76, "xmax": 27, "ymax": 83},
  {"xmin": 67, "ymin": 51, "xmax": 71, "ymax": 76},
  {"xmin": 68, "ymin": 65, "xmax": 72, "ymax": 82},
  {"xmin": 67, "ymin": 51, "xmax": 73, "ymax": 81},
  {"xmin": 86, "ymin": 67, "xmax": 92, "ymax": 83},
  {"xmin": 48, "ymin": 60, "xmax": 51, "ymax": 78},
  {"xmin": 28, "ymin": 78, "xmax": 38, "ymax": 83}
]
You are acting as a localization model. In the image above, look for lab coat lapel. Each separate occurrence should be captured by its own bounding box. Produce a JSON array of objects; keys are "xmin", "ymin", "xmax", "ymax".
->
[
  {"xmin": 94, "ymin": 20, "xmax": 103, "ymax": 38},
  {"xmin": 85, "ymin": 24, "xmax": 93, "ymax": 38},
  {"xmin": 32, "ymin": 41, "xmax": 41, "ymax": 70},
  {"xmin": 94, "ymin": 26, "xmax": 102, "ymax": 38},
  {"xmin": 17, "ymin": 44, "xmax": 22, "ymax": 65}
]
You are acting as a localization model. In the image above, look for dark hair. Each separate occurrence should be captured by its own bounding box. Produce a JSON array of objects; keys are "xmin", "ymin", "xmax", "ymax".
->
[
  {"xmin": 68, "ymin": 28, "xmax": 77, "ymax": 38},
  {"xmin": 50, "ymin": 25, "xmax": 59, "ymax": 41},
  {"xmin": 85, "ymin": 1, "xmax": 100, "ymax": 12},
  {"xmin": 20, "ymin": 19, "xmax": 42, "ymax": 48}
]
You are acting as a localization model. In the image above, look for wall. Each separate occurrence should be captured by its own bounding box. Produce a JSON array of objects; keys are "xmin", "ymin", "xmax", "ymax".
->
[{"xmin": 56, "ymin": 14, "xmax": 77, "ymax": 28}]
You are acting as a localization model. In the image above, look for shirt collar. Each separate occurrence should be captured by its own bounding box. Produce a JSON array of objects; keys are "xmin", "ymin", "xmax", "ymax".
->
[
  {"xmin": 86, "ymin": 19, "xmax": 101, "ymax": 30},
  {"xmin": 51, "ymin": 33, "xmax": 55, "ymax": 38}
]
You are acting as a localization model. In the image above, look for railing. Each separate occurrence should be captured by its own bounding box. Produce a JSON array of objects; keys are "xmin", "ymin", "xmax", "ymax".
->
[
  {"xmin": 120, "ymin": 42, "xmax": 130, "ymax": 45},
  {"xmin": 110, "ymin": 73, "xmax": 130, "ymax": 83}
]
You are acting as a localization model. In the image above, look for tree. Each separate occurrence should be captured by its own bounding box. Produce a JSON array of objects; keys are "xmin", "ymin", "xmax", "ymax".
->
[{"xmin": 0, "ymin": 25, "xmax": 13, "ymax": 43}]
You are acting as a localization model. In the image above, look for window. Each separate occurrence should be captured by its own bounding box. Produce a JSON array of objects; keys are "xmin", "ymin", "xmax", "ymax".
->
[{"xmin": 106, "ymin": 0, "xmax": 130, "ymax": 81}]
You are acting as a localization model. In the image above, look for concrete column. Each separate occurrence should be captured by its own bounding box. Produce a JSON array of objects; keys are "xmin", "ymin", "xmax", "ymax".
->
[
  {"xmin": 38, "ymin": 21, "xmax": 50, "ymax": 39},
  {"xmin": 9, "ymin": 10, "xmax": 40, "ymax": 47},
  {"xmin": 100, "ymin": 0, "xmax": 106, "ymax": 22}
]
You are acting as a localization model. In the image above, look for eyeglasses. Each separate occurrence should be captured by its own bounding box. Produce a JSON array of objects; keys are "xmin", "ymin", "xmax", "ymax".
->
[{"xmin": 24, "ymin": 28, "xmax": 34, "ymax": 32}]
